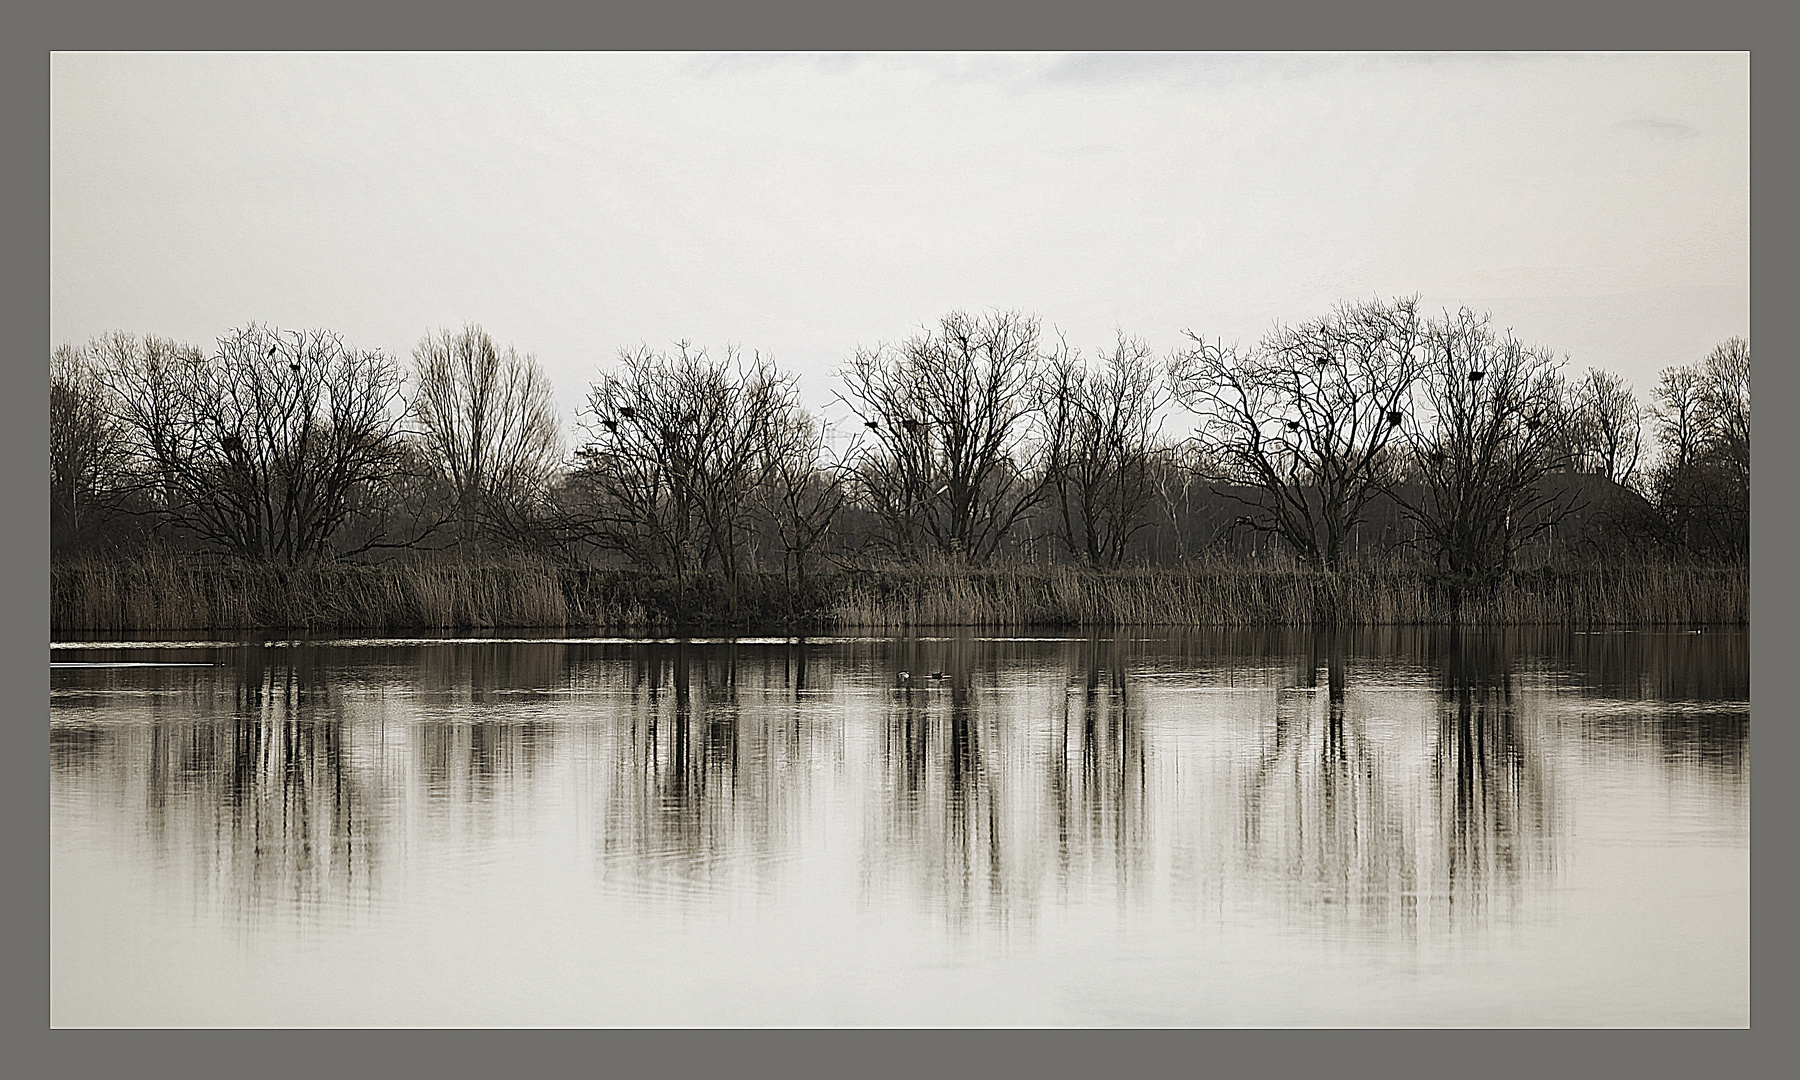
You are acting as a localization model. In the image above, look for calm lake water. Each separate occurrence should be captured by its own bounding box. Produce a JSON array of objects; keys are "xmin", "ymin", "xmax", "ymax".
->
[{"xmin": 50, "ymin": 627, "xmax": 1748, "ymax": 1027}]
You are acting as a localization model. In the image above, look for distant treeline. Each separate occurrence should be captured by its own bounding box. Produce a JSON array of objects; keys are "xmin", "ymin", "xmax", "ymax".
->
[{"xmin": 50, "ymin": 298, "xmax": 1749, "ymax": 629}]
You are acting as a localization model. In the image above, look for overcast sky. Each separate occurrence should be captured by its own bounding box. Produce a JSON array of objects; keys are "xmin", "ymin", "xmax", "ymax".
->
[{"xmin": 51, "ymin": 51, "xmax": 1748, "ymax": 434}]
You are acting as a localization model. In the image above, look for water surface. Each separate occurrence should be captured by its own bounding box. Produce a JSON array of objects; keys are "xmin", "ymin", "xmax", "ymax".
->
[{"xmin": 50, "ymin": 627, "xmax": 1749, "ymax": 1026}]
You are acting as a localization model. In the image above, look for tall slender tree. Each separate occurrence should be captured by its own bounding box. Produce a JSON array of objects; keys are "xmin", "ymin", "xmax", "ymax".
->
[{"xmin": 409, "ymin": 325, "xmax": 564, "ymax": 548}]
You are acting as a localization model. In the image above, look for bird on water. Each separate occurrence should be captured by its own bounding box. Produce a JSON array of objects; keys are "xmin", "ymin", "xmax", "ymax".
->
[{"xmin": 898, "ymin": 671, "xmax": 952, "ymax": 686}]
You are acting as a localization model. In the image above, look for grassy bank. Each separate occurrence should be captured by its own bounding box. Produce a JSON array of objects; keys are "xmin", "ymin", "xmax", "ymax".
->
[
  {"xmin": 50, "ymin": 554, "xmax": 1749, "ymax": 634},
  {"xmin": 50, "ymin": 555, "xmax": 834, "ymax": 634},
  {"xmin": 824, "ymin": 562, "xmax": 1748, "ymax": 629}
]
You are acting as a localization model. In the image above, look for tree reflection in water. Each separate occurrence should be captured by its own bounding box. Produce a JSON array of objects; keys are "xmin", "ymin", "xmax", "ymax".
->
[
  {"xmin": 53, "ymin": 646, "xmax": 383, "ymax": 930},
  {"xmin": 1429, "ymin": 630, "xmax": 1560, "ymax": 932},
  {"xmin": 50, "ymin": 628, "xmax": 1745, "ymax": 953},
  {"xmin": 1233, "ymin": 631, "xmax": 1423, "ymax": 933},
  {"xmin": 593, "ymin": 640, "xmax": 839, "ymax": 903},
  {"xmin": 1228, "ymin": 630, "xmax": 1564, "ymax": 938},
  {"xmin": 1048, "ymin": 634, "xmax": 1148, "ymax": 910},
  {"xmin": 865, "ymin": 634, "xmax": 1012, "ymax": 932},
  {"xmin": 409, "ymin": 642, "xmax": 561, "ymax": 853}
]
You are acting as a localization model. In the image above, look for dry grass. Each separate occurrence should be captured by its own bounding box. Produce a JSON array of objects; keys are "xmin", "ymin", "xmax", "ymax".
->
[
  {"xmin": 52, "ymin": 553, "xmax": 576, "ymax": 633},
  {"xmin": 51, "ymin": 553, "xmax": 1748, "ymax": 633},
  {"xmin": 825, "ymin": 560, "xmax": 1746, "ymax": 628}
]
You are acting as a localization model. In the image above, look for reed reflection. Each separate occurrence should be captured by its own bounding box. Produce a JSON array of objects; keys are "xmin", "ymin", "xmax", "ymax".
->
[{"xmin": 411, "ymin": 639, "xmax": 572, "ymax": 701}]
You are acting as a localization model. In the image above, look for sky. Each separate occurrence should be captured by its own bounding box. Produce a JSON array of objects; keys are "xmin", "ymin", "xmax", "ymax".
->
[{"xmin": 50, "ymin": 52, "xmax": 1748, "ymax": 438}]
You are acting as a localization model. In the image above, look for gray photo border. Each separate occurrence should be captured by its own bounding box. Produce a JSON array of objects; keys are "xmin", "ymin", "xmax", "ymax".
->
[{"xmin": 7, "ymin": 0, "xmax": 1785, "ymax": 1075}]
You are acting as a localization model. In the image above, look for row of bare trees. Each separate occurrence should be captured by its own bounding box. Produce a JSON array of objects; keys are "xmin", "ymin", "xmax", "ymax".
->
[
  {"xmin": 565, "ymin": 343, "xmax": 837, "ymax": 596},
  {"xmin": 51, "ymin": 304, "xmax": 1749, "ymax": 574},
  {"xmin": 57, "ymin": 327, "xmax": 411, "ymax": 562},
  {"xmin": 824, "ymin": 301, "xmax": 1745, "ymax": 574},
  {"xmin": 52, "ymin": 324, "xmax": 562, "ymax": 563}
]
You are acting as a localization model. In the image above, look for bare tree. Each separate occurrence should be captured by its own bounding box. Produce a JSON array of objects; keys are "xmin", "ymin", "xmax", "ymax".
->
[
  {"xmin": 837, "ymin": 309, "xmax": 1047, "ymax": 564},
  {"xmin": 574, "ymin": 343, "xmax": 798, "ymax": 589},
  {"xmin": 753, "ymin": 410, "xmax": 847, "ymax": 603},
  {"xmin": 89, "ymin": 332, "xmax": 207, "ymax": 525},
  {"xmin": 1649, "ymin": 364, "xmax": 1706, "ymax": 473},
  {"xmin": 1562, "ymin": 368, "xmax": 1644, "ymax": 489},
  {"xmin": 409, "ymin": 325, "xmax": 565, "ymax": 548},
  {"xmin": 1036, "ymin": 330, "xmax": 1170, "ymax": 567},
  {"xmin": 51, "ymin": 342, "xmax": 130, "ymax": 551},
  {"xmin": 1696, "ymin": 336, "xmax": 1750, "ymax": 476},
  {"xmin": 1647, "ymin": 337, "xmax": 1749, "ymax": 561},
  {"xmin": 1169, "ymin": 297, "xmax": 1425, "ymax": 572},
  {"xmin": 1387, "ymin": 310, "xmax": 1572, "ymax": 575},
  {"xmin": 97, "ymin": 325, "xmax": 410, "ymax": 563},
  {"xmin": 1141, "ymin": 441, "xmax": 1227, "ymax": 563}
]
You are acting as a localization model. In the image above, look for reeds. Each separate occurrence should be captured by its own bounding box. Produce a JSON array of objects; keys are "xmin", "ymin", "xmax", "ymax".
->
[
  {"xmin": 51, "ymin": 553, "xmax": 1748, "ymax": 633},
  {"xmin": 822, "ymin": 562, "xmax": 1747, "ymax": 628},
  {"xmin": 52, "ymin": 553, "xmax": 575, "ymax": 633}
]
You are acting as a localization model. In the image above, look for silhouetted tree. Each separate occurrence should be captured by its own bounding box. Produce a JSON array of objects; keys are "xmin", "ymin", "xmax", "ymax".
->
[
  {"xmin": 1647, "ymin": 337, "xmax": 1749, "ymax": 561},
  {"xmin": 1387, "ymin": 310, "xmax": 1573, "ymax": 574},
  {"xmin": 1037, "ymin": 331, "xmax": 1169, "ymax": 567},
  {"xmin": 574, "ymin": 343, "xmax": 798, "ymax": 588},
  {"xmin": 1170, "ymin": 297, "xmax": 1424, "ymax": 572},
  {"xmin": 752, "ymin": 409, "xmax": 846, "ymax": 601},
  {"xmin": 1562, "ymin": 368, "xmax": 1644, "ymax": 489},
  {"xmin": 50, "ymin": 342, "xmax": 131, "ymax": 553},
  {"xmin": 409, "ymin": 325, "xmax": 565, "ymax": 549},
  {"xmin": 838, "ymin": 309, "xmax": 1048, "ymax": 564},
  {"xmin": 96, "ymin": 324, "xmax": 409, "ymax": 563}
]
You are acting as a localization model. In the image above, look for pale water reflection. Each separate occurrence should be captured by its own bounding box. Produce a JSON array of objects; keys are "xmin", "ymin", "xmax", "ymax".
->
[{"xmin": 50, "ymin": 628, "xmax": 1748, "ymax": 1026}]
